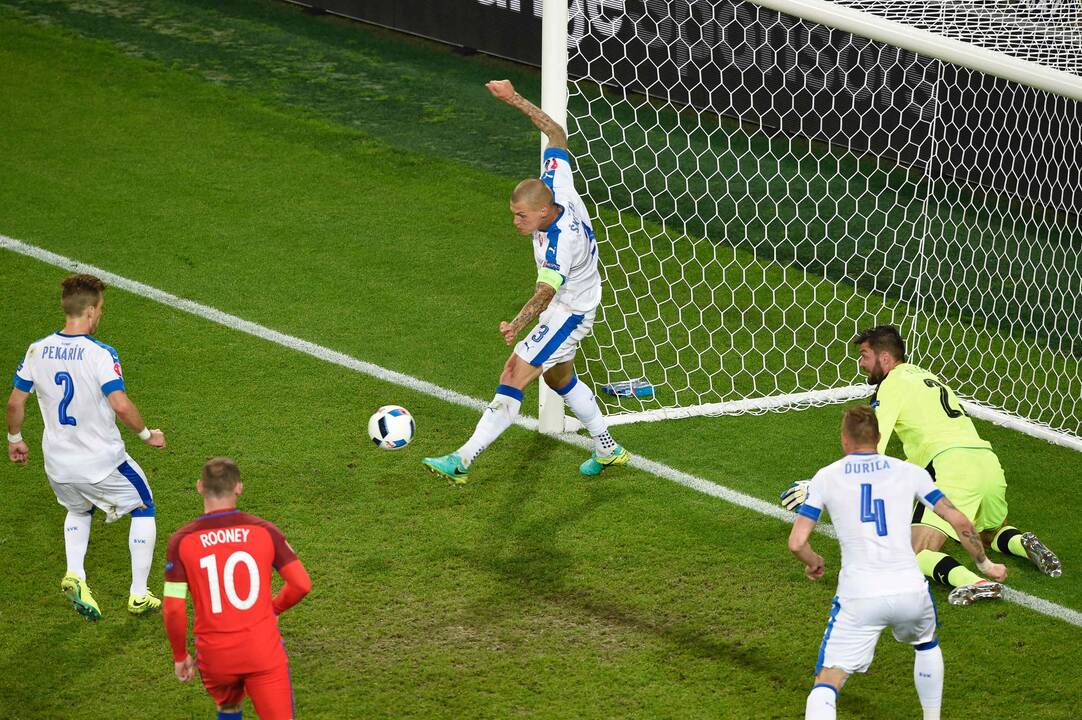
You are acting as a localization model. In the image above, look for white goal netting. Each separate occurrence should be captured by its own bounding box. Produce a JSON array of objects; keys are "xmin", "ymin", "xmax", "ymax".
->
[{"xmin": 563, "ymin": 0, "xmax": 1082, "ymax": 443}]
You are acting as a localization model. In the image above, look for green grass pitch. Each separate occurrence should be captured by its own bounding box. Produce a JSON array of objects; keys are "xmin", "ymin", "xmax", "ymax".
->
[{"xmin": 0, "ymin": 1, "xmax": 1080, "ymax": 717}]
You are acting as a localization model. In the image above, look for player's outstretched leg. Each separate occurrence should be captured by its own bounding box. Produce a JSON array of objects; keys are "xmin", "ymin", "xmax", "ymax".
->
[
  {"xmin": 423, "ymin": 385, "xmax": 524, "ymax": 485},
  {"xmin": 992, "ymin": 526, "xmax": 1062, "ymax": 577},
  {"xmin": 550, "ymin": 373, "xmax": 630, "ymax": 476},
  {"xmin": 913, "ymin": 639, "xmax": 944, "ymax": 720},
  {"xmin": 917, "ymin": 550, "xmax": 1003, "ymax": 606}
]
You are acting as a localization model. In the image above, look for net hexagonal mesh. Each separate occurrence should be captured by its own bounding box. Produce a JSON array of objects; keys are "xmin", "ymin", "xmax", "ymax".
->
[{"xmin": 564, "ymin": 0, "xmax": 1081, "ymax": 439}]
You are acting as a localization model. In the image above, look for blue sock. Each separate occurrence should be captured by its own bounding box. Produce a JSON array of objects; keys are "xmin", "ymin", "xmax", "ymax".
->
[{"xmin": 217, "ymin": 711, "xmax": 242, "ymax": 720}]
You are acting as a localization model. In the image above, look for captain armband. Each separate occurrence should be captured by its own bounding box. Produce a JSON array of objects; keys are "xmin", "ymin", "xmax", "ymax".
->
[
  {"xmin": 163, "ymin": 581, "xmax": 188, "ymax": 599},
  {"xmin": 537, "ymin": 268, "xmax": 564, "ymax": 291}
]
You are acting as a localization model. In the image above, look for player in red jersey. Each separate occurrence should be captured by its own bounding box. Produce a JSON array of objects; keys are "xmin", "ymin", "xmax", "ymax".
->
[{"xmin": 163, "ymin": 457, "xmax": 311, "ymax": 720}]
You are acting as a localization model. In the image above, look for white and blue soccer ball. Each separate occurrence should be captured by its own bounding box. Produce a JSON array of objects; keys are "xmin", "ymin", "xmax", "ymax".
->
[{"xmin": 368, "ymin": 405, "xmax": 415, "ymax": 450}]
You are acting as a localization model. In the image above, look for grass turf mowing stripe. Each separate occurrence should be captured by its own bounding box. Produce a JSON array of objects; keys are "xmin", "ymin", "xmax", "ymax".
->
[{"xmin": 4, "ymin": 232, "xmax": 1079, "ymax": 630}]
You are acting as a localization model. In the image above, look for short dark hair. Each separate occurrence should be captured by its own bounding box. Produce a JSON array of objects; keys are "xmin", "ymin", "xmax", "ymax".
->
[
  {"xmin": 853, "ymin": 324, "xmax": 906, "ymax": 361},
  {"xmin": 842, "ymin": 405, "xmax": 880, "ymax": 446},
  {"xmin": 61, "ymin": 274, "xmax": 105, "ymax": 317},
  {"xmin": 201, "ymin": 457, "xmax": 241, "ymax": 498}
]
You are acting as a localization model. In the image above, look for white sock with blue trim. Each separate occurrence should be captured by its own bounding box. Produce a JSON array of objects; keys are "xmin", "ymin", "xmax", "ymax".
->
[
  {"xmin": 555, "ymin": 376, "xmax": 616, "ymax": 456},
  {"xmin": 458, "ymin": 385, "xmax": 523, "ymax": 467},
  {"xmin": 64, "ymin": 511, "xmax": 91, "ymax": 581},
  {"xmin": 129, "ymin": 516, "xmax": 156, "ymax": 597},
  {"xmin": 914, "ymin": 643, "xmax": 943, "ymax": 720},
  {"xmin": 805, "ymin": 684, "xmax": 837, "ymax": 719}
]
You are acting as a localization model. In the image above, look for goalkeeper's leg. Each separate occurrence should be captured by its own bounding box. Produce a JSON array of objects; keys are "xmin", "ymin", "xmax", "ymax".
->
[
  {"xmin": 913, "ymin": 525, "xmax": 984, "ymax": 586},
  {"xmin": 913, "ymin": 525, "xmax": 1003, "ymax": 605},
  {"xmin": 974, "ymin": 474, "xmax": 1061, "ymax": 576},
  {"xmin": 987, "ymin": 523, "xmax": 1062, "ymax": 577}
]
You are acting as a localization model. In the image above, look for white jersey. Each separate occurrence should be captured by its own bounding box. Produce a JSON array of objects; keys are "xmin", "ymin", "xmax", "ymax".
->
[
  {"xmin": 532, "ymin": 147, "xmax": 603, "ymax": 314},
  {"xmin": 13, "ymin": 332, "xmax": 129, "ymax": 484},
  {"xmin": 799, "ymin": 453, "xmax": 944, "ymax": 599}
]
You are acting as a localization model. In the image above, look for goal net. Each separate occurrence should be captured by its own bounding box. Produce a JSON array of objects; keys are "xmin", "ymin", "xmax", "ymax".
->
[{"xmin": 554, "ymin": 0, "xmax": 1082, "ymax": 447}]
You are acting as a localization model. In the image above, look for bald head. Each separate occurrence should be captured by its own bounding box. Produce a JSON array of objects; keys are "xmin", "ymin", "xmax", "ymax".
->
[{"xmin": 511, "ymin": 178, "xmax": 555, "ymax": 210}]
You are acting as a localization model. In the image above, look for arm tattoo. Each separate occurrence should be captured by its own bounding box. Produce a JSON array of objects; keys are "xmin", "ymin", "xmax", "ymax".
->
[
  {"xmin": 959, "ymin": 527, "xmax": 989, "ymax": 565},
  {"xmin": 511, "ymin": 284, "xmax": 556, "ymax": 333},
  {"xmin": 937, "ymin": 497, "xmax": 988, "ymax": 564},
  {"xmin": 507, "ymin": 94, "xmax": 568, "ymax": 149}
]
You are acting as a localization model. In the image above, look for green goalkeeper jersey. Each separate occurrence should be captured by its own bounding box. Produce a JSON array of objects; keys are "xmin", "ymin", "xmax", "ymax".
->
[{"xmin": 872, "ymin": 363, "xmax": 991, "ymax": 468}]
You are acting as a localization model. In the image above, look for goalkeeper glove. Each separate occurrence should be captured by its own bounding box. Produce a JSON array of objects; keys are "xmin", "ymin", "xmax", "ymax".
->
[{"xmin": 780, "ymin": 480, "xmax": 810, "ymax": 512}]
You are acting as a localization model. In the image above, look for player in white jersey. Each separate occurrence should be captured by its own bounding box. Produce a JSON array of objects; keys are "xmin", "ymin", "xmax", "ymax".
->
[
  {"xmin": 6, "ymin": 274, "xmax": 167, "ymax": 621},
  {"xmin": 422, "ymin": 79, "xmax": 629, "ymax": 484},
  {"xmin": 788, "ymin": 406, "xmax": 1006, "ymax": 720}
]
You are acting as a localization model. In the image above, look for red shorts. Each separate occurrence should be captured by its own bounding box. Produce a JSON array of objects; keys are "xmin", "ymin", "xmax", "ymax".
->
[{"xmin": 199, "ymin": 661, "xmax": 294, "ymax": 719}]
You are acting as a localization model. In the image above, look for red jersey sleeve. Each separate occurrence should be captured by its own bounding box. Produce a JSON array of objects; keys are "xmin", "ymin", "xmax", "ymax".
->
[
  {"xmin": 264, "ymin": 520, "xmax": 298, "ymax": 570},
  {"xmin": 164, "ymin": 528, "xmax": 189, "ymax": 583}
]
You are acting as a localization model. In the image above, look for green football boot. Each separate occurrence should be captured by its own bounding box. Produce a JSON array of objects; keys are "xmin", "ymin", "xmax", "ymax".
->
[
  {"xmin": 579, "ymin": 445, "xmax": 631, "ymax": 477},
  {"xmin": 128, "ymin": 589, "xmax": 162, "ymax": 616},
  {"xmin": 422, "ymin": 451, "xmax": 469, "ymax": 485},
  {"xmin": 60, "ymin": 573, "xmax": 101, "ymax": 622}
]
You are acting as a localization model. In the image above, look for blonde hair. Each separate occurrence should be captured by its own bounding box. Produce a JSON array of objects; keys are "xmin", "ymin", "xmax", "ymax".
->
[
  {"xmin": 511, "ymin": 178, "xmax": 554, "ymax": 209},
  {"xmin": 842, "ymin": 405, "xmax": 880, "ymax": 446}
]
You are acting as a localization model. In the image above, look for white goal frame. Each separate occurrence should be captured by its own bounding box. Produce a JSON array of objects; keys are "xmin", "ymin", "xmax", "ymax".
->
[{"xmin": 537, "ymin": 0, "xmax": 1082, "ymax": 454}]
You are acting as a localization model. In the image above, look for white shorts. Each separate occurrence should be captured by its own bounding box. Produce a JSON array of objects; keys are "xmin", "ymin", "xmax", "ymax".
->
[
  {"xmin": 514, "ymin": 303, "xmax": 595, "ymax": 368},
  {"xmin": 49, "ymin": 455, "xmax": 154, "ymax": 522},
  {"xmin": 816, "ymin": 587, "xmax": 938, "ymax": 674}
]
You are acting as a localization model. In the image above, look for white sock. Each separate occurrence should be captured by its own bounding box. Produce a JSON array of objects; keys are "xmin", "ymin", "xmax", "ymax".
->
[
  {"xmin": 805, "ymin": 684, "xmax": 838, "ymax": 720},
  {"xmin": 557, "ymin": 376, "xmax": 617, "ymax": 456},
  {"xmin": 129, "ymin": 516, "xmax": 157, "ymax": 597},
  {"xmin": 458, "ymin": 385, "xmax": 523, "ymax": 467},
  {"xmin": 64, "ymin": 511, "xmax": 92, "ymax": 580},
  {"xmin": 914, "ymin": 643, "xmax": 944, "ymax": 720}
]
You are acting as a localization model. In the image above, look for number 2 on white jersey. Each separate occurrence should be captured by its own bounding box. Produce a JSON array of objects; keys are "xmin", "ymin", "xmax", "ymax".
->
[{"xmin": 199, "ymin": 551, "xmax": 260, "ymax": 613}]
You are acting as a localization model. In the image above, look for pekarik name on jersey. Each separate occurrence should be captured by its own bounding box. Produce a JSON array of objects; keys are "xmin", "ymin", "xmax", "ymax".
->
[{"xmin": 40, "ymin": 345, "xmax": 87, "ymax": 361}]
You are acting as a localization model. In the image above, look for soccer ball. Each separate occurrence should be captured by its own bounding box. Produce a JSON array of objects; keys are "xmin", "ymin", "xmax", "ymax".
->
[{"xmin": 368, "ymin": 405, "xmax": 415, "ymax": 450}]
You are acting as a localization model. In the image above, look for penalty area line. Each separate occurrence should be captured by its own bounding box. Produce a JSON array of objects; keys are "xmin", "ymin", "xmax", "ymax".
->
[{"xmin": 2, "ymin": 234, "xmax": 1079, "ymax": 630}]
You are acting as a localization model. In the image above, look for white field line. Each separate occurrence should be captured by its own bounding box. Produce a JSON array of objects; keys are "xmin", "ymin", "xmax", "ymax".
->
[{"xmin": 3, "ymin": 234, "xmax": 1079, "ymax": 629}]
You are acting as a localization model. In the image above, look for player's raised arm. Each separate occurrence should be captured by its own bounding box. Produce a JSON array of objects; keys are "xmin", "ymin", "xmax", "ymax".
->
[
  {"xmin": 486, "ymin": 80, "xmax": 568, "ymax": 150},
  {"xmin": 6, "ymin": 388, "xmax": 30, "ymax": 464},
  {"xmin": 932, "ymin": 496, "xmax": 1008, "ymax": 582}
]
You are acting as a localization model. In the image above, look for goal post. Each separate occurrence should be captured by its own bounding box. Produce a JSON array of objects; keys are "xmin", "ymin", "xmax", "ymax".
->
[
  {"xmin": 538, "ymin": 0, "xmax": 572, "ymax": 434},
  {"xmin": 538, "ymin": 0, "xmax": 1082, "ymax": 450}
]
